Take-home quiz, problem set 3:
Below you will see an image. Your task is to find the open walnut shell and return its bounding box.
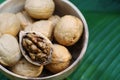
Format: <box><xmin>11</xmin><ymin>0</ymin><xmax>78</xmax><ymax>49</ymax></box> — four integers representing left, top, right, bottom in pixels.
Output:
<box><xmin>19</xmin><ymin>31</ymin><xmax>53</xmax><ymax>66</ymax></box>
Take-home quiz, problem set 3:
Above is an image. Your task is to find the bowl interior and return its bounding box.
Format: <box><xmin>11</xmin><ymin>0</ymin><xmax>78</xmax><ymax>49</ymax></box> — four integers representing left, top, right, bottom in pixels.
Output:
<box><xmin>0</xmin><ymin>0</ymin><xmax>88</xmax><ymax>79</ymax></box>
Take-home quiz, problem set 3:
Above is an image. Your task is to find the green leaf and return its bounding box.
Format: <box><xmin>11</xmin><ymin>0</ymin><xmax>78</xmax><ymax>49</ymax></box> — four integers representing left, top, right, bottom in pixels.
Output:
<box><xmin>68</xmin><ymin>0</ymin><xmax>120</xmax><ymax>80</ymax></box>
<box><xmin>0</xmin><ymin>0</ymin><xmax>4</xmax><ymax>4</ymax></box>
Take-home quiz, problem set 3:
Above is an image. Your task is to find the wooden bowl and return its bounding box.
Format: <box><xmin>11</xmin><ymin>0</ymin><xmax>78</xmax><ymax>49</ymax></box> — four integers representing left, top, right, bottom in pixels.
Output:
<box><xmin>0</xmin><ymin>0</ymin><xmax>89</xmax><ymax>80</ymax></box>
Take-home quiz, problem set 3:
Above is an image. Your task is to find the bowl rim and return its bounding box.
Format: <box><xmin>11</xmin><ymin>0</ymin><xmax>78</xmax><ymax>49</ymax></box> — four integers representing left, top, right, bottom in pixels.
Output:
<box><xmin>0</xmin><ymin>0</ymin><xmax>89</xmax><ymax>79</ymax></box>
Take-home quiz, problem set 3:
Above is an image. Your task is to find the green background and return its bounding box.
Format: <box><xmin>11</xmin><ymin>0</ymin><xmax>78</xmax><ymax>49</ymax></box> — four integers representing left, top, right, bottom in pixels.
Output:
<box><xmin>0</xmin><ymin>0</ymin><xmax>120</xmax><ymax>80</ymax></box>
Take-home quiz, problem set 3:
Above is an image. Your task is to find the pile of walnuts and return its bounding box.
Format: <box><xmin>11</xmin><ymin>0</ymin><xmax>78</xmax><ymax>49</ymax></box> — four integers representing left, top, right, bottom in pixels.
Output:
<box><xmin>0</xmin><ymin>0</ymin><xmax>83</xmax><ymax>77</ymax></box>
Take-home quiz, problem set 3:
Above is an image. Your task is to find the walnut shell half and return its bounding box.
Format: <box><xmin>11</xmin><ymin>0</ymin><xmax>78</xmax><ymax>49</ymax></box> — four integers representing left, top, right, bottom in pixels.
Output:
<box><xmin>19</xmin><ymin>31</ymin><xmax>53</xmax><ymax>66</ymax></box>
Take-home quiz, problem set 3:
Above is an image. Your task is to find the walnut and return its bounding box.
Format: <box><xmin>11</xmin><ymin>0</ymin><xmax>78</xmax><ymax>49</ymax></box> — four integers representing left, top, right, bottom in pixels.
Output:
<box><xmin>0</xmin><ymin>13</ymin><xmax>20</xmax><ymax>36</ymax></box>
<box><xmin>19</xmin><ymin>31</ymin><xmax>53</xmax><ymax>66</ymax></box>
<box><xmin>16</xmin><ymin>11</ymin><xmax>33</xmax><ymax>30</ymax></box>
<box><xmin>0</xmin><ymin>32</ymin><xmax>2</xmax><ymax>37</ymax></box>
<box><xmin>46</xmin><ymin>61</ymin><xmax>70</xmax><ymax>74</ymax></box>
<box><xmin>24</xmin><ymin>20</ymin><xmax>54</xmax><ymax>40</ymax></box>
<box><xmin>0</xmin><ymin>34</ymin><xmax>21</xmax><ymax>66</ymax></box>
<box><xmin>45</xmin><ymin>44</ymin><xmax>72</xmax><ymax>73</ymax></box>
<box><xmin>11</xmin><ymin>58</ymin><xmax>43</xmax><ymax>77</ymax></box>
<box><xmin>25</xmin><ymin>0</ymin><xmax>55</xmax><ymax>19</ymax></box>
<box><xmin>54</xmin><ymin>15</ymin><xmax>83</xmax><ymax>46</ymax></box>
<box><xmin>48</xmin><ymin>15</ymin><xmax>61</xmax><ymax>27</ymax></box>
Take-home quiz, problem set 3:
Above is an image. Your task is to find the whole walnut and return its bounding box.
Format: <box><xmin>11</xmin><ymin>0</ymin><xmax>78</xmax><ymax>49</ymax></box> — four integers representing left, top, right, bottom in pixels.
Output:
<box><xmin>25</xmin><ymin>0</ymin><xmax>55</xmax><ymax>19</ymax></box>
<box><xmin>46</xmin><ymin>61</ymin><xmax>70</xmax><ymax>74</ymax></box>
<box><xmin>11</xmin><ymin>58</ymin><xmax>43</xmax><ymax>77</ymax></box>
<box><xmin>48</xmin><ymin>15</ymin><xmax>61</xmax><ymax>27</ymax></box>
<box><xmin>16</xmin><ymin>11</ymin><xmax>33</xmax><ymax>30</ymax></box>
<box><xmin>25</xmin><ymin>20</ymin><xmax>54</xmax><ymax>40</ymax></box>
<box><xmin>54</xmin><ymin>15</ymin><xmax>83</xmax><ymax>46</ymax></box>
<box><xmin>0</xmin><ymin>13</ymin><xmax>20</xmax><ymax>36</ymax></box>
<box><xmin>45</xmin><ymin>44</ymin><xmax>72</xmax><ymax>73</ymax></box>
<box><xmin>0</xmin><ymin>34</ymin><xmax>21</xmax><ymax>66</ymax></box>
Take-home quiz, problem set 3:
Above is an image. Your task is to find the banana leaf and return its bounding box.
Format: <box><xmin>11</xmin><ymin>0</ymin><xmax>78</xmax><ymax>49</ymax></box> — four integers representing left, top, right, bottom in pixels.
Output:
<box><xmin>0</xmin><ymin>0</ymin><xmax>120</xmax><ymax>80</ymax></box>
